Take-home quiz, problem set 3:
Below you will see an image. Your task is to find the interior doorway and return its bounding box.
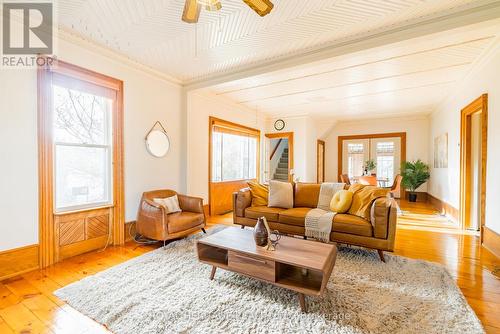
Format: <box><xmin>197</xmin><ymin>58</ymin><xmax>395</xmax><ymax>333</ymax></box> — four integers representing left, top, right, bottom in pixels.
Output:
<box><xmin>264</xmin><ymin>132</ymin><xmax>294</xmax><ymax>183</ymax></box>
<box><xmin>460</xmin><ymin>94</ymin><xmax>488</xmax><ymax>235</ymax></box>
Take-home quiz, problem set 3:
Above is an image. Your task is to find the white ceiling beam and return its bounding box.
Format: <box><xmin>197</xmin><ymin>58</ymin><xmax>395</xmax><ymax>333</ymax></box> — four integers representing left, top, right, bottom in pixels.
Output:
<box><xmin>184</xmin><ymin>1</ymin><xmax>500</xmax><ymax>90</ymax></box>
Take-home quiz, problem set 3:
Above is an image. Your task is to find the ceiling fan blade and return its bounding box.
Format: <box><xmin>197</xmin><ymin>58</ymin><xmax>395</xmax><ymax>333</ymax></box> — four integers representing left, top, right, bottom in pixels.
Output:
<box><xmin>243</xmin><ymin>0</ymin><xmax>274</xmax><ymax>17</ymax></box>
<box><xmin>182</xmin><ymin>0</ymin><xmax>201</xmax><ymax>23</ymax></box>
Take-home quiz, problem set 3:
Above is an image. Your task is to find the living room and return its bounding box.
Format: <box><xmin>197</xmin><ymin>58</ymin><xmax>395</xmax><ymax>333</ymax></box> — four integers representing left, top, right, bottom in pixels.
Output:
<box><xmin>1</xmin><ymin>1</ymin><xmax>500</xmax><ymax>333</ymax></box>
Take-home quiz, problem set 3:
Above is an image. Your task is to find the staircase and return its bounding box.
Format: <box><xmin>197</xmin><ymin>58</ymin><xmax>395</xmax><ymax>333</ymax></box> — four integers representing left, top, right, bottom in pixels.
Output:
<box><xmin>273</xmin><ymin>148</ymin><xmax>289</xmax><ymax>181</ymax></box>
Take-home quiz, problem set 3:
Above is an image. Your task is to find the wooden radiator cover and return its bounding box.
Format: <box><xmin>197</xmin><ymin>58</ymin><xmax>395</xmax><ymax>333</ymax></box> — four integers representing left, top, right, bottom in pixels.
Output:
<box><xmin>54</xmin><ymin>207</ymin><xmax>112</xmax><ymax>261</ymax></box>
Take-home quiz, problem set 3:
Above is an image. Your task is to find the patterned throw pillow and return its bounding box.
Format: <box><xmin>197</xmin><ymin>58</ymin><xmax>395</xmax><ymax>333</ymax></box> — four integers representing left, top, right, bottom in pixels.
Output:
<box><xmin>153</xmin><ymin>195</ymin><xmax>182</xmax><ymax>214</ymax></box>
<box><xmin>268</xmin><ymin>180</ymin><xmax>293</xmax><ymax>209</ymax></box>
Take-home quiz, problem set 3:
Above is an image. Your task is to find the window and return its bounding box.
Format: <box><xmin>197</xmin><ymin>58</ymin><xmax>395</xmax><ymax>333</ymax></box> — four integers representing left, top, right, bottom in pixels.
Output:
<box><xmin>376</xmin><ymin>142</ymin><xmax>395</xmax><ymax>184</ymax></box>
<box><xmin>211</xmin><ymin>126</ymin><xmax>258</xmax><ymax>182</ymax></box>
<box><xmin>52</xmin><ymin>77</ymin><xmax>114</xmax><ymax>211</ymax></box>
<box><xmin>347</xmin><ymin>143</ymin><xmax>365</xmax><ymax>178</ymax></box>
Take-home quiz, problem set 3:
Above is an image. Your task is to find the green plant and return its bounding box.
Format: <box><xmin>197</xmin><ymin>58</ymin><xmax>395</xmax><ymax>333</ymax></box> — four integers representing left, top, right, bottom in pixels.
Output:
<box><xmin>364</xmin><ymin>159</ymin><xmax>377</xmax><ymax>172</ymax></box>
<box><xmin>401</xmin><ymin>160</ymin><xmax>430</xmax><ymax>192</ymax></box>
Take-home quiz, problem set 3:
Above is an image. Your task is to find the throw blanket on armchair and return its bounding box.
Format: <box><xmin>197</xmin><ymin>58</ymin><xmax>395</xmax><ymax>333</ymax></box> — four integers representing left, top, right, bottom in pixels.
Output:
<box><xmin>305</xmin><ymin>183</ymin><xmax>345</xmax><ymax>242</ymax></box>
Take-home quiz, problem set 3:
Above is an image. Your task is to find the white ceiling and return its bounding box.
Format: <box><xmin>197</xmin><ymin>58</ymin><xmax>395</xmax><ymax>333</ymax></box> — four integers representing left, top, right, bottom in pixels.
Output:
<box><xmin>206</xmin><ymin>22</ymin><xmax>499</xmax><ymax>119</ymax></box>
<box><xmin>58</xmin><ymin>0</ymin><xmax>498</xmax><ymax>83</ymax></box>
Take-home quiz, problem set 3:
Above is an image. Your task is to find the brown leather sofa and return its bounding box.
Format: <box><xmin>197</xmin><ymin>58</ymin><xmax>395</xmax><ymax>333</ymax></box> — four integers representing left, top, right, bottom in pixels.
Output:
<box><xmin>233</xmin><ymin>183</ymin><xmax>397</xmax><ymax>261</ymax></box>
<box><xmin>136</xmin><ymin>189</ymin><xmax>206</xmax><ymax>243</ymax></box>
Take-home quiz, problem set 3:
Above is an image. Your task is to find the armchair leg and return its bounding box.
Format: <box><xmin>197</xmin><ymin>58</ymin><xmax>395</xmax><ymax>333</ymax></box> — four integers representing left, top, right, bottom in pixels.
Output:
<box><xmin>377</xmin><ymin>250</ymin><xmax>386</xmax><ymax>262</ymax></box>
<box><xmin>201</xmin><ymin>228</ymin><xmax>206</xmax><ymax>234</ymax></box>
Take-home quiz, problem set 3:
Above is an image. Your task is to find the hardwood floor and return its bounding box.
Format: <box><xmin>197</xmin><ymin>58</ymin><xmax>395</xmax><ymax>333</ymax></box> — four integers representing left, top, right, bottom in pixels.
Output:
<box><xmin>0</xmin><ymin>200</ymin><xmax>499</xmax><ymax>333</ymax></box>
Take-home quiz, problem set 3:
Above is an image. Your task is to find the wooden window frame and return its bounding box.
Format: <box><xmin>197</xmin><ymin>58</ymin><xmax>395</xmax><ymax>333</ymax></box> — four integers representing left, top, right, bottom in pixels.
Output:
<box><xmin>338</xmin><ymin>132</ymin><xmax>406</xmax><ymax>197</ymax></box>
<box><xmin>208</xmin><ymin>117</ymin><xmax>260</xmax><ymax>215</ymax></box>
<box><xmin>460</xmin><ymin>94</ymin><xmax>488</xmax><ymax>237</ymax></box>
<box><xmin>38</xmin><ymin>60</ymin><xmax>124</xmax><ymax>268</ymax></box>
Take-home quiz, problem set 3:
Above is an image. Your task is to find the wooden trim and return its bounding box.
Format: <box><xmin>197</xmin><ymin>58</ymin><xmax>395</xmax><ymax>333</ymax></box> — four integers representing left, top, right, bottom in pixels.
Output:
<box><xmin>209</xmin><ymin>117</ymin><xmax>261</xmax><ymax>216</ymax></box>
<box><xmin>265</xmin><ymin>132</ymin><xmax>294</xmax><ymax>182</ymax></box>
<box><xmin>427</xmin><ymin>193</ymin><xmax>459</xmax><ymax>221</ymax></box>
<box><xmin>460</xmin><ymin>94</ymin><xmax>488</xmax><ymax>237</ymax></box>
<box><xmin>337</xmin><ymin>132</ymin><xmax>406</xmax><ymax>198</ymax></box>
<box><xmin>0</xmin><ymin>245</ymin><xmax>39</xmax><ymax>281</ymax></box>
<box><xmin>483</xmin><ymin>226</ymin><xmax>500</xmax><ymax>259</ymax></box>
<box><xmin>317</xmin><ymin>140</ymin><xmax>325</xmax><ymax>183</ymax></box>
<box><xmin>38</xmin><ymin>61</ymin><xmax>125</xmax><ymax>268</ymax></box>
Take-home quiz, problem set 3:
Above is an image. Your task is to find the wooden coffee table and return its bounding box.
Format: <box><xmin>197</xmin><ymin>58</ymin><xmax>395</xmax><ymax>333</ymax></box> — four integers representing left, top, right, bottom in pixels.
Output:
<box><xmin>196</xmin><ymin>227</ymin><xmax>337</xmax><ymax>312</ymax></box>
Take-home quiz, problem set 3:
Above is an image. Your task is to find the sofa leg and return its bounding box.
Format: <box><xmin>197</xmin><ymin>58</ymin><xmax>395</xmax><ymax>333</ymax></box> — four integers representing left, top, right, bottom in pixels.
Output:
<box><xmin>240</xmin><ymin>225</ymin><xmax>245</xmax><ymax>229</ymax></box>
<box><xmin>303</xmin><ymin>236</ymin><xmax>307</xmax><ymax>240</ymax></box>
<box><xmin>201</xmin><ymin>228</ymin><xmax>206</xmax><ymax>234</ymax></box>
<box><xmin>377</xmin><ymin>250</ymin><xmax>386</xmax><ymax>262</ymax></box>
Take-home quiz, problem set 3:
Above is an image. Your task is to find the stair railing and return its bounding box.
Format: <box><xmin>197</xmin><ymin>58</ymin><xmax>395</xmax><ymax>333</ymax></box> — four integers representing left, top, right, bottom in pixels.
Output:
<box><xmin>270</xmin><ymin>138</ymin><xmax>283</xmax><ymax>160</ymax></box>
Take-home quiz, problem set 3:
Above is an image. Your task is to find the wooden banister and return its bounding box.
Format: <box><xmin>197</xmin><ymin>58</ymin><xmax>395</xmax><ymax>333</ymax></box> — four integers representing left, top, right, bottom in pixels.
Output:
<box><xmin>270</xmin><ymin>138</ymin><xmax>283</xmax><ymax>160</ymax></box>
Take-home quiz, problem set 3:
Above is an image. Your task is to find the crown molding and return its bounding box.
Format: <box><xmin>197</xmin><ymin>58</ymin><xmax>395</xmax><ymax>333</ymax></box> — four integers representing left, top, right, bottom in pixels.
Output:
<box><xmin>57</xmin><ymin>28</ymin><xmax>183</xmax><ymax>86</ymax></box>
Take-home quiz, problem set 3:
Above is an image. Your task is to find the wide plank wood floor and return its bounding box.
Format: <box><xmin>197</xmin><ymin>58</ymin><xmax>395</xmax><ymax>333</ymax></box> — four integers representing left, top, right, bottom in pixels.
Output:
<box><xmin>1</xmin><ymin>200</ymin><xmax>499</xmax><ymax>333</ymax></box>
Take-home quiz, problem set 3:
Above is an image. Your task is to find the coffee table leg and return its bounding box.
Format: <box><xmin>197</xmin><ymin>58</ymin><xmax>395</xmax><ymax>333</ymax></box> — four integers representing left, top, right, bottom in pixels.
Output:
<box><xmin>210</xmin><ymin>266</ymin><xmax>217</xmax><ymax>280</ymax></box>
<box><xmin>298</xmin><ymin>293</ymin><xmax>307</xmax><ymax>313</ymax></box>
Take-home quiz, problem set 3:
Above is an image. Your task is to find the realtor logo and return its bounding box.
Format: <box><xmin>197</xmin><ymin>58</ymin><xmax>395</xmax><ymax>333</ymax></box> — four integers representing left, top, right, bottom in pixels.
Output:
<box><xmin>2</xmin><ymin>2</ymin><xmax>53</xmax><ymax>54</ymax></box>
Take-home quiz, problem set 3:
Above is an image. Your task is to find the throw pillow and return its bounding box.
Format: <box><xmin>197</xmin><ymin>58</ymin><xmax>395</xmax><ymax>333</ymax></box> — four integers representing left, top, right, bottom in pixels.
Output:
<box><xmin>317</xmin><ymin>182</ymin><xmax>345</xmax><ymax>211</ymax></box>
<box><xmin>153</xmin><ymin>195</ymin><xmax>182</xmax><ymax>214</ymax></box>
<box><xmin>330</xmin><ymin>190</ymin><xmax>353</xmax><ymax>213</ymax></box>
<box><xmin>247</xmin><ymin>182</ymin><xmax>269</xmax><ymax>206</ymax></box>
<box><xmin>268</xmin><ymin>180</ymin><xmax>293</xmax><ymax>209</ymax></box>
<box><xmin>348</xmin><ymin>186</ymin><xmax>389</xmax><ymax>220</ymax></box>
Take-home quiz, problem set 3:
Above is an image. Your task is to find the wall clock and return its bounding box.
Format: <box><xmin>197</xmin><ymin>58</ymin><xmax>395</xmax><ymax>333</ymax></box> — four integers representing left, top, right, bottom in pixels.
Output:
<box><xmin>274</xmin><ymin>119</ymin><xmax>285</xmax><ymax>131</ymax></box>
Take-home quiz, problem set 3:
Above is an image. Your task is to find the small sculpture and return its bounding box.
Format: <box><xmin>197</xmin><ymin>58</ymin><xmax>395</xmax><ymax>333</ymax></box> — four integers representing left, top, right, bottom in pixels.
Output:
<box><xmin>260</xmin><ymin>217</ymin><xmax>281</xmax><ymax>251</ymax></box>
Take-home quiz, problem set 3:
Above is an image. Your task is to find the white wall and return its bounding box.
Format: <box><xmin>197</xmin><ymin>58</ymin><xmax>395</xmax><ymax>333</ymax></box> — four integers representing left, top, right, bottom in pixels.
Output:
<box><xmin>428</xmin><ymin>43</ymin><xmax>500</xmax><ymax>234</ymax></box>
<box><xmin>0</xmin><ymin>37</ymin><xmax>183</xmax><ymax>251</ymax></box>
<box><xmin>265</xmin><ymin>116</ymin><xmax>318</xmax><ymax>183</ymax></box>
<box><xmin>323</xmin><ymin>115</ymin><xmax>430</xmax><ymax>191</ymax></box>
<box><xmin>186</xmin><ymin>91</ymin><xmax>266</xmax><ymax>203</ymax></box>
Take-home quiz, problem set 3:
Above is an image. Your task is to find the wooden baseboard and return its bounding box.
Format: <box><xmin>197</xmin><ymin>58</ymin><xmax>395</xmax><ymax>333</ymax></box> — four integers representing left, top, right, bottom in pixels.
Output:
<box><xmin>483</xmin><ymin>226</ymin><xmax>500</xmax><ymax>259</ymax></box>
<box><xmin>427</xmin><ymin>193</ymin><xmax>459</xmax><ymax>221</ymax></box>
<box><xmin>0</xmin><ymin>244</ymin><xmax>39</xmax><ymax>281</ymax></box>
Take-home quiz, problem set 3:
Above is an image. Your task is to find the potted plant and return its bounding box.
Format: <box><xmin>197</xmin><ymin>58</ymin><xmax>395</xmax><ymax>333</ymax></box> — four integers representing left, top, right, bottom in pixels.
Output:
<box><xmin>364</xmin><ymin>159</ymin><xmax>377</xmax><ymax>175</ymax></box>
<box><xmin>401</xmin><ymin>160</ymin><xmax>430</xmax><ymax>202</ymax></box>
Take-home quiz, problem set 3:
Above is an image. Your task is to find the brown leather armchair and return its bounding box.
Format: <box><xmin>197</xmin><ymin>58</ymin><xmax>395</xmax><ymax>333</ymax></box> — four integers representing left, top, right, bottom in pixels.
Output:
<box><xmin>136</xmin><ymin>190</ymin><xmax>206</xmax><ymax>243</ymax></box>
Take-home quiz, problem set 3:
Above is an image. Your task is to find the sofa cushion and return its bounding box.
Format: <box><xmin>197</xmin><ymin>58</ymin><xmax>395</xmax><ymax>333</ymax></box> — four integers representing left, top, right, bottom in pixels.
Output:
<box><xmin>247</xmin><ymin>182</ymin><xmax>269</xmax><ymax>206</ymax></box>
<box><xmin>168</xmin><ymin>212</ymin><xmax>205</xmax><ymax>234</ymax></box>
<box><xmin>294</xmin><ymin>183</ymin><xmax>320</xmax><ymax>208</ymax></box>
<box><xmin>245</xmin><ymin>206</ymin><xmax>285</xmax><ymax>222</ymax></box>
<box><xmin>333</xmin><ymin>214</ymin><xmax>373</xmax><ymax>237</ymax></box>
<box><xmin>278</xmin><ymin>207</ymin><xmax>312</xmax><ymax>226</ymax></box>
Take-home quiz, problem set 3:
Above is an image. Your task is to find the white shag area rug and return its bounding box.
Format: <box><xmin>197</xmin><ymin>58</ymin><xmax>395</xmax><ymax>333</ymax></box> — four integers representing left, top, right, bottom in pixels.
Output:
<box><xmin>54</xmin><ymin>226</ymin><xmax>484</xmax><ymax>334</ymax></box>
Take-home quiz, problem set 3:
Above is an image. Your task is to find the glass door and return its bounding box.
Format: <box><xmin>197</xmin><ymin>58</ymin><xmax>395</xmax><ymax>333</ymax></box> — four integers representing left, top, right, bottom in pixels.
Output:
<box><xmin>342</xmin><ymin>139</ymin><xmax>370</xmax><ymax>183</ymax></box>
<box><xmin>370</xmin><ymin>137</ymin><xmax>401</xmax><ymax>188</ymax></box>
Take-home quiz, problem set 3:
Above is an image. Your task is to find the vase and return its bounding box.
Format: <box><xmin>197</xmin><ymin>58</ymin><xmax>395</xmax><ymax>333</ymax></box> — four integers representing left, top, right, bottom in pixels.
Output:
<box><xmin>254</xmin><ymin>217</ymin><xmax>268</xmax><ymax>246</ymax></box>
<box><xmin>408</xmin><ymin>192</ymin><xmax>417</xmax><ymax>202</ymax></box>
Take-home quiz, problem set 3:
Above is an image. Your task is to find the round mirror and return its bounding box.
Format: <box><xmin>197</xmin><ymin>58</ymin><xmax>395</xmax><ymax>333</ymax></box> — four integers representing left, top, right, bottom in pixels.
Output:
<box><xmin>146</xmin><ymin>130</ymin><xmax>170</xmax><ymax>158</ymax></box>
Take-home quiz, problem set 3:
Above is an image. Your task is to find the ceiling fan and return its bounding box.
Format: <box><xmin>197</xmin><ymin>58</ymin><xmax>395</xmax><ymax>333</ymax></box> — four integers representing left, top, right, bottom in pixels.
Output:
<box><xmin>182</xmin><ymin>0</ymin><xmax>274</xmax><ymax>23</ymax></box>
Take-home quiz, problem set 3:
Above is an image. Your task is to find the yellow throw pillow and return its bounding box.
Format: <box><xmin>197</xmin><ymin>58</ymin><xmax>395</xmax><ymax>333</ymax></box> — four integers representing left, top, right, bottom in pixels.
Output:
<box><xmin>348</xmin><ymin>186</ymin><xmax>389</xmax><ymax>220</ymax></box>
<box><xmin>247</xmin><ymin>182</ymin><xmax>269</xmax><ymax>206</ymax></box>
<box><xmin>330</xmin><ymin>190</ymin><xmax>353</xmax><ymax>213</ymax></box>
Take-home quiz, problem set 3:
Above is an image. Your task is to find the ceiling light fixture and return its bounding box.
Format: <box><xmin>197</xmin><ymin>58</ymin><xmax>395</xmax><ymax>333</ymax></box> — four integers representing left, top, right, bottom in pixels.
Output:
<box><xmin>182</xmin><ymin>0</ymin><xmax>274</xmax><ymax>23</ymax></box>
